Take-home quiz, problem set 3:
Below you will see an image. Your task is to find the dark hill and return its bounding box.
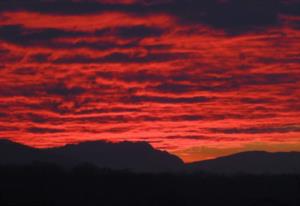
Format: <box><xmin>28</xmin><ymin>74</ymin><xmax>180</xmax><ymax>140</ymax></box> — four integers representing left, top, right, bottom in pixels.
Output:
<box><xmin>2</xmin><ymin>140</ymin><xmax>300</xmax><ymax>174</ymax></box>
<box><xmin>0</xmin><ymin>140</ymin><xmax>184</xmax><ymax>173</ymax></box>
<box><xmin>187</xmin><ymin>151</ymin><xmax>300</xmax><ymax>174</ymax></box>
<box><xmin>0</xmin><ymin>139</ymin><xmax>42</xmax><ymax>164</ymax></box>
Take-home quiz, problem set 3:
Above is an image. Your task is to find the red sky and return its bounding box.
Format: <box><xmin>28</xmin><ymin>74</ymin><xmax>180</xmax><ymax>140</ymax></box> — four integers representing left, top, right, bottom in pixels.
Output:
<box><xmin>0</xmin><ymin>0</ymin><xmax>300</xmax><ymax>162</ymax></box>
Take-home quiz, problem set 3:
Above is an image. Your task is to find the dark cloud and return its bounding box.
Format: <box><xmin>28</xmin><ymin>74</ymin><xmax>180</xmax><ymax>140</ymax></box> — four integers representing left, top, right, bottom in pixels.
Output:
<box><xmin>2</xmin><ymin>0</ymin><xmax>297</xmax><ymax>33</ymax></box>
<box><xmin>115</xmin><ymin>25</ymin><xmax>165</xmax><ymax>39</ymax></box>
<box><xmin>25</xmin><ymin>113</ymin><xmax>50</xmax><ymax>124</ymax></box>
<box><xmin>21</xmin><ymin>39</ymin><xmax>168</xmax><ymax>52</ymax></box>
<box><xmin>171</xmin><ymin>115</ymin><xmax>204</xmax><ymax>121</ymax></box>
<box><xmin>0</xmin><ymin>25</ymin><xmax>87</xmax><ymax>46</ymax></box>
<box><xmin>258</xmin><ymin>57</ymin><xmax>300</xmax><ymax>64</ymax></box>
<box><xmin>53</xmin><ymin>52</ymin><xmax>191</xmax><ymax>64</ymax></box>
<box><xmin>151</xmin><ymin>82</ymin><xmax>196</xmax><ymax>94</ymax></box>
<box><xmin>0</xmin><ymin>125</ymin><xmax>20</xmax><ymax>132</ymax></box>
<box><xmin>103</xmin><ymin>126</ymin><xmax>132</xmax><ymax>134</ymax></box>
<box><xmin>213</xmin><ymin>73</ymin><xmax>300</xmax><ymax>91</ymax></box>
<box><xmin>29</xmin><ymin>53</ymin><xmax>51</xmax><ymax>63</ymax></box>
<box><xmin>119</xmin><ymin>70</ymin><xmax>165</xmax><ymax>83</ymax></box>
<box><xmin>27</xmin><ymin>126</ymin><xmax>65</xmax><ymax>134</ymax></box>
<box><xmin>148</xmin><ymin>73</ymin><xmax>300</xmax><ymax>94</ymax></box>
<box><xmin>164</xmin><ymin>135</ymin><xmax>211</xmax><ymax>140</ymax></box>
<box><xmin>0</xmin><ymin>112</ymin><xmax>9</xmax><ymax>118</ymax></box>
<box><xmin>75</xmin><ymin>107</ymin><xmax>141</xmax><ymax>115</ymax></box>
<box><xmin>121</xmin><ymin>95</ymin><xmax>213</xmax><ymax>104</ymax></box>
<box><xmin>45</xmin><ymin>83</ymin><xmax>86</xmax><ymax>97</ymax></box>
<box><xmin>238</xmin><ymin>73</ymin><xmax>300</xmax><ymax>85</ymax></box>
<box><xmin>13</xmin><ymin>67</ymin><xmax>37</xmax><ymax>75</ymax></box>
<box><xmin>281</xmin><ymin>1</ymin><xmax>300</xmax><ymax>16</ymax></box>
<box><xmin>0</xmin><ymin>48</ymin><xmax>10</xmax><ymax>55</ymax></box>
<box><xmin>172</xmin><ymin>0</ymin><xmax>280</xmax><ymax>33</ymax></box>
<box><xmin>239</xmin><ymin>97</ymin><xmax>274</xmax><ymax>104</ymax></box>
<box><xmin>0</xmin><ymin>49</ymin><xmax>23</xmax><ymax>63</ymax></box>
<box><xmin>0</xmin><ymin>24</ymin><xmax>166</xmax><ymax>50</ymax></box>
<box><xmin>0</xmin><ymin>0</ymin><xmax>130</xmax><ymax>14</ymax></box>
<box><xmin>0</xmin><ymin>83</ymin><xmax>86</xmax><ymax>98</ymax></box>
<box><xmin>210</xmin><ymin>125</ymin><xmax>300</xmax><ymax>134</ymax></box>
<box><xmin>71</xmin><ymin>113</ymin><xmax>205</xmax><ymax>124</ymax></box>
<box><xmin>0</xmin><ymin>85</ymin><xmax>38</xmax><ymax>97</ymax></box>
<box><xmin>49</xmin><ymin>40</ymin><xmax>139</xmax><ymax>51</ymax></box>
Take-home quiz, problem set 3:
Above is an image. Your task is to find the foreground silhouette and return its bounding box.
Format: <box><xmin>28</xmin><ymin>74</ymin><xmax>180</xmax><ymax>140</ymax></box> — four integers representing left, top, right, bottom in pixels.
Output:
<box><xmin>0</xmin><ymin>139</ymin><xmax>183</xmax><ymax>173</ymax></box>
<box><xmin>0</xmin><ymin>163</ymin><xmax>300</xmax><ymax>206</ymax></box>
<box><xmin>2</xmin><ymin>139</ymin><xmax>300</xmax><ymax>174</ymax></box>
<box><xmin>1</xmin><ymin>140</ymin><xmax>300</xmax><ymax>206</ymax></box>
<box><xmin>188</xmin><ymin>151</ymin><xmax>300</xmax><ymax>174</ymax></box>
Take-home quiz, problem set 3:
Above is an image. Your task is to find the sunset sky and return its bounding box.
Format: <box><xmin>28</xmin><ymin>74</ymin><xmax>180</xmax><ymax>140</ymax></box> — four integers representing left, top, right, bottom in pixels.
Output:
<box><xmin>0</xmin><ymin>0</ymin><xmax>300</xmax><ymax>162</ymax></box>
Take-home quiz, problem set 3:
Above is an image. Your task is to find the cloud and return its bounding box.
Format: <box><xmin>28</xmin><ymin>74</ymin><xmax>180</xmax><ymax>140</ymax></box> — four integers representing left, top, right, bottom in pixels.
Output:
<box><xmin>151</xmin><ymin>82</ymin><xmax>196</xmax><ymax>94</ymax></box>
<box><xmin>210</xmin><ymin>125</ymin><xmax>300</xmax><ymax>134</ymax></box>
<box><xmin>0</xmin><ymin>48</ymin><xmax>10</xmax><ymax>55</ymax></box>
<box><xmin>114</xmin><ymin>25</ymin><xmax>165</xmax><ymax>39</ymax></box>
<box><xmin>2</xmin><ymin>0</ymin><xmax>298</xmax><ymax>33</ymax></box>
<box><xmin>0</xmin><ymin>82</ymin><xmax>86</xmax><ymax>98</ymax></box>
<box><xmin>0</xmin><ymin>125</ymin><xmax>20</xmax><ymax>132</ymax></box>
<box><xmin>281</xmin><ymin>1</ymin><xmax>300</xmax><ymax>16</ymax></box>
<box><xmin>0</xmin><ymin>24</ymin><xmax>87</xmax><ymax>46</ymax></box>
<box><xmin>29</xmin><ymin>53</ymin><xmax>52</xmax><ymax>63</ymax></box>
<box><xmin>164</xmin><ymin>0</ymin><xmax>280</xmax><ymax>33</ymax></box>
<box><xmin>0</xmin><ymin>0</ymin><xmax>122</xmax><ymax>14</ymax></box>
<box><xmin>13</xmin><ymin>67</ymin><xmax>37</xmax><ymax>75</ymax></box>
<box><xmin>53</xmin><ymin>52</ymin><xmax>191</xmax><ymax>64</ymax></box>
<box><xmin>0</xmin><ymin>24</ymin><xmax>167</xmax><ymax>51</ymax></box>
<box><xmin>75</xmin><ymin>107</ymin><xmax>141</xmax><ymax>115</ymax></box>
<box><xmin>1</xmin><ymin>0</ymin><xmax>300</xmax><ymax>161</ymax></box>
<box><xmin>239</xmin><ymin>97</ymin><xmax>274</xmax><ymax>104</ymax></box>
<box><xmin>45</xmin><ymin>83</ymin><xmax>86</xmax><ymax>97</ymax></box>
<box><xmin>27</xmin><ymin>126</ymin><xmax>65</xmax><ymax>134</ymax></box>
<box><xmin>121</xmin><ymin>95</ymin><xmax>213</xmax><ymax>104</ymax></box>
<box><xmin>164</xmin><ymin>135</ymin><xmax>211</xmax><ymax>140</ymax></box>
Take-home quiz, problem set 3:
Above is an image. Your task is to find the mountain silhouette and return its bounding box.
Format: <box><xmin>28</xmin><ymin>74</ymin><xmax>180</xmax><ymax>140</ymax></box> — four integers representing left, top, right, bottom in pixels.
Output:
<box><xmin>2</xmin><ymin>139</ymin><xmax>300</xmax><ymax>174</ymax></box>
<box><xmin>187</xmin><ymin>151</ymin><xmax>300</xmax><ymax>174</ymax></box>
<box><xmin>0</xmin><ymin>139</ymin><xmax>41</xmax><ymax>164</ymax></box>
<box><xmin>0</xmin><ymin>139</ymin><xmax>74</xmax><ymax>166</ymax></box>
<box><xmin>0</xmin><ymin>139</ymin><xmax>184</xmax><ymax>173</ymax></box>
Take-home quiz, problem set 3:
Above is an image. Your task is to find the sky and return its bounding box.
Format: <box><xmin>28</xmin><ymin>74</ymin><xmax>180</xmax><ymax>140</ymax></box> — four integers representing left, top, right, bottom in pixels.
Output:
<box><xmin>0</xmin><ymin>0</ymin><xmax>300</xmax><ymax>162</ymax></box>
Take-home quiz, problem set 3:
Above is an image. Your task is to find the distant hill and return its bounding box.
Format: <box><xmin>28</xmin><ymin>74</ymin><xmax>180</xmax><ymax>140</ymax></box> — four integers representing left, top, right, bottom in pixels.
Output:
<box><xmin>0</xmin><ymin>139</ymin><xmax>184</xmax><ymax>173</ymax></box>
<box><xmin>187</xmin><ymin>151</ymin><xmax>300</xmax><ymax>174</ymax></box>
<box><xmin>0</xmin><ymin>139</ymin><xmax>41</xmax><ymax>164</ymax></box>
<box><xmin>2</xmin><ymin>140</ymin><xmax>300</xmax><ymax>174</ymax></box>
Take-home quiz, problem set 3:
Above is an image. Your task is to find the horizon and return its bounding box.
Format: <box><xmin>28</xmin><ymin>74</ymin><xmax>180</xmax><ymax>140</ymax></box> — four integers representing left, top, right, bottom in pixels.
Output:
<box><xmin>2</xmin><ymin>138</ymin><xmax>300</xmax><ymax>163</ymax></box>
<box><xmin>0</xmin><ymin>0</ymin><xmax>300</xmax><ymax>162</ymax></box>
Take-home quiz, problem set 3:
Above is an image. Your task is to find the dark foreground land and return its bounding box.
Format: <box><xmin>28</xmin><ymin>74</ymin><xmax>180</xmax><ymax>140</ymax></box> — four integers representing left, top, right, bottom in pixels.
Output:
<box><xmin>1</xmin><ymin>164</ymin><xmax>300</xmax><ymax>206</ymax></box>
